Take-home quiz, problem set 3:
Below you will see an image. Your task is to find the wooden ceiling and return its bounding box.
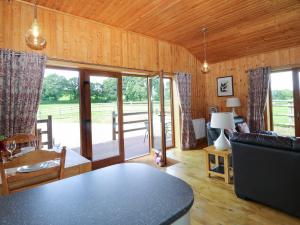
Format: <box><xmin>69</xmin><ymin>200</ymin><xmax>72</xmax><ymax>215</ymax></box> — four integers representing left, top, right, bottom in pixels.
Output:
<box><xmin>22</xmin><ymin>0</ymin><xmax>300</xmax><ymax>63</ymax></box>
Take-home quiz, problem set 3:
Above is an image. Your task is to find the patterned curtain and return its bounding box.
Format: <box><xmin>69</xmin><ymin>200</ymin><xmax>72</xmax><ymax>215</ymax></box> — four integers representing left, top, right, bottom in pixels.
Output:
<box><xmin>0</xmin><ymin>49</ymin><xmax>47</xmax><ymax>137</ymax></box>
<box><xmin>175</xmin><ymin>72</ymin><xmax>197</xmax><ymax>150</ymax></box>
<box><xmin>247</xmin><ymin>67</ymin><xmax>271</xmax><ymax>131</ymax></box>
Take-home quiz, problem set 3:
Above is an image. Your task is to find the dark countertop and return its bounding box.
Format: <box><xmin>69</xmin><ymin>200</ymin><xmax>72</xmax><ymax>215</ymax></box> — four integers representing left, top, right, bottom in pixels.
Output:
<box><xmin>0</xmin><ymin>163</ymin><xmax>194</xmax><ymax>225</ymax></box>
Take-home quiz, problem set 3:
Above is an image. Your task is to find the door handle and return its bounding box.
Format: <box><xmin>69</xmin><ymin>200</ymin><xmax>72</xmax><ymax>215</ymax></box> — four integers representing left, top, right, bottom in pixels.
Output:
<box><xmin>297</xmin><ymin>112</ymin><xmax>300</xmax><ymax>120</ymax></box>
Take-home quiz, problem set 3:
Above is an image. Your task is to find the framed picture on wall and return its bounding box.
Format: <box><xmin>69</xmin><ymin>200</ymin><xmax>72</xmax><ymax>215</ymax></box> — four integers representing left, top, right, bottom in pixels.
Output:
<box><xmin>217</xmin><ymin>76</ymin><xmax>233</xmax><ymax>97</ymax></box>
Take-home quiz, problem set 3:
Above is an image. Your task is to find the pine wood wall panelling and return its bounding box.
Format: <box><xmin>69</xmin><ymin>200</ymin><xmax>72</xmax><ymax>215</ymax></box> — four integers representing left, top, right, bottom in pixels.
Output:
<box><xmin>204</xmin><ymin>45</ymin><xmax>300</xmax><ymax>120</ymax></box>
<box><xmin>158</xmin><ymin>41</ymin><xmax>173</xmax><ymax>73</ymax></box>
<box><xmin>191</xmin><ymin>60</ymin><xmax>206</xmax><ymax>119</ymax></box>
<box><xmin>0</xmin><ymin>1</ymin><xmax>3</xmax><ymax>48</ymax></box>
<box><xmin>3</xmin><ymin>1</ymin><xmax>178</xmax><ymax>73</ymax></box>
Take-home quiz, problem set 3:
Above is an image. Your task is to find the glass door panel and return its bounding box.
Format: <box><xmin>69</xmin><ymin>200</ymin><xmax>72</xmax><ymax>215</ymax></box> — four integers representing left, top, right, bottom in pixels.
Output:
<box><xmin>122</xmin><ymin>76</ymin><xmax>150</xmax><ymax>159</ymax></box>
<box><xmin>149</xmin><ymin>74</ymin><xmax>166</xmax><ymax>166</ymax></box>
<box><xmin>88</xmin><ymin>75</ymin><xmax>123</xmax><ymax>165</ymax></box>
<box><xmin>163</xmin><ymin>78</ymin><xmax>174</xmax><ymax>148</ymax></box>
<box><xmin>270</xmin><ymin>71</ymin><xmax>295</xmax><ymax>136</ymax></box>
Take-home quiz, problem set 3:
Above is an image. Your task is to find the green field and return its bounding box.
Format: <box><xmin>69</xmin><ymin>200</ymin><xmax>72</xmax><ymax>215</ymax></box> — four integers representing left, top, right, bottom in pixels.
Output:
<box><xmin>37</xmin><ymin>101</ymin><xmax>170</xmax><ymax>123</ymax></box>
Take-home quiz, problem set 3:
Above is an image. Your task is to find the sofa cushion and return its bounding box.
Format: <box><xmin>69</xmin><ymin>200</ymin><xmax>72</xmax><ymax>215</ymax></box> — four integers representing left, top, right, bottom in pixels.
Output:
<box><xmin>237</xmin><ymin>122</ymin><xmax>250</xmax><ymax>133</ymax></box>
<box><xmin>225</xmin><ymin>128</ymin><xmax>237</xmax><ymax>138</ymax></box>
<box><xmin>230</xmin><ymin>133</ymin><xmax>294</xmax><ymax>151</ymax></box>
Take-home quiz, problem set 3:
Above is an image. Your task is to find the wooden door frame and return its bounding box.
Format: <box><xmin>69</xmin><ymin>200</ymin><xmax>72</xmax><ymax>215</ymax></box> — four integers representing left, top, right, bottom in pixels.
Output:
<box><xmin>148</xmin><ymin>71</ymin><xmax>167</xmax><ymax>166</ymax></box>
<box><xmin>293</xmin><ymin>68</ymin><xmax>300</xmax><ymax>136</ymax></box>
<box><xmin>164</xmin><ymin>76</ymin><xmax>175</xmax><ymax>149</ymax></box>
<box><xmin>81</xmin><ymin>69</ymin><xmax>124</xmax><ymax>170</ymax></box>
<box><xmin>159</xmin><ymin>71</ymin><xmax>167</xmax><ymax>166</ymax></box>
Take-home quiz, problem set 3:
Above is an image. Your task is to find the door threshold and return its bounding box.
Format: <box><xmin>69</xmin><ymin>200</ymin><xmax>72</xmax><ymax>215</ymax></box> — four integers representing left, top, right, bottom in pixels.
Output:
<box><xmin>125</xmin><ymin>153</ymin><xmax>150</xmax><ymax>161</ymax></box>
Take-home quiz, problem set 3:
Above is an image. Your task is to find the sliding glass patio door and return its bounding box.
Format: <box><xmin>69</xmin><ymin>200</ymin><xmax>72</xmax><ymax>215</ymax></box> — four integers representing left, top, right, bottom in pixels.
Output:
<box><xmin>81</xmin><ymin>71</ymin><xmax>124</xmax><ymax>169</ymax></box>
<box><xmin>149</xmin><ymin>74</ymin><xmax>167</xmax><ymax>166</ymax></box>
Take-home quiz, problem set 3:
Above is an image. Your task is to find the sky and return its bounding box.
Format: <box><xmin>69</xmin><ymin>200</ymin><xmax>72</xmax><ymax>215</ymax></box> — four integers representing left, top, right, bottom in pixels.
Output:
<box><xmin>45</xmin><ymin>68</ymin><xmax>79</xmax><ymax>78</ymax></box>
<box><xmin>45</xmin><ymin>68</ymin><xmax>111</xmax><ymax>84</ymax></box>
<box><xmin>270</xmin><ymin>71</ymin><xmax>295</xmax><ymax>91</ymax></box>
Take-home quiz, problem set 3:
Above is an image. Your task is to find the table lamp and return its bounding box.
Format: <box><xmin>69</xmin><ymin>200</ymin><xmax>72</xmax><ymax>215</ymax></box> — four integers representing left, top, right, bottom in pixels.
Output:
<box><xmin>210</xmin><ymin>112</ymin><xmax>235</xmax><ymax>150</ymax></box>
<box><xmin>226</xmin><ymin>97</ymin><xmax>241</xmax><ymax>117</ymax></box>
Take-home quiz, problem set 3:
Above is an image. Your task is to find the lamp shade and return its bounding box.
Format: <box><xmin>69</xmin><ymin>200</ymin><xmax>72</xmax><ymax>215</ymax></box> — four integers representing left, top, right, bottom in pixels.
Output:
<box><xmin>226</xmin><ymin>97</ymin><xmax>241</xmax><ymax>108</ymax></box>
<box><xmin>210</xmin><ymin>112</ymin><xmax>235</xmax><ymax>129</ymax></box>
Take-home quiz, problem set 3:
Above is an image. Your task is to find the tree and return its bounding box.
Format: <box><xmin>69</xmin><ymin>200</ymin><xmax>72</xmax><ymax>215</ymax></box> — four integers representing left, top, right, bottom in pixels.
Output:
<box><xmin>272</xmin><ymin>90</ymin><xmax>293</xmax><ymax>100</ymax></box>
<box><xmin>123</xmin><ymin>77</ymin><xmax>148</xmax><ymax>101</ymax></box>
<box><xmin>90</xmin><ymin>82</ymin><xmax>104</xmax><ymax>102</ymax></box>
<box><xmin>42</xmin><ymin>74</ymin><xmax>68</xmax><ymax>102</ymax></box>
<box><xmin>66</xmin><ymin>77</ymin><xmax>79</xmax><ymax>101</ymax></box>
<box><xmin>102</xmin><ymin>78</ymin><xmax>118</xmax><ymax>102</ymax></box>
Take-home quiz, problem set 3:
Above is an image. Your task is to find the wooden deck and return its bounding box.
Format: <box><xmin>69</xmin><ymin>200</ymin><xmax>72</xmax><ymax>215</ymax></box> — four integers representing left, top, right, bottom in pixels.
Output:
<box><xmin>72</xmin><ymin>135</ymin><xmax>150</xmax><ymax>160</ymax></box>
<box><xmin>130</xmin><ymin>148</ymin><xmax>300</xmax><ymax>225</ymax></box>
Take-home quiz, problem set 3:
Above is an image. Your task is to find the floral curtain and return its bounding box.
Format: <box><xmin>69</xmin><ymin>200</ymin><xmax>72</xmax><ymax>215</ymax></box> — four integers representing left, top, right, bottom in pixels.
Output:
<box><xmin>0</xmin><ymin>49</ymin><xmax>47</xmax><ymax>137</ymax></box>
<box><xmin>175</xmin><ymin>72</ymin><xmax>197</xmax><ymax>150</ymax></box>
<box><xmin>247</xmin><ymin>67</ymin><xmax>271</xmax><ymax>131</ymax></box>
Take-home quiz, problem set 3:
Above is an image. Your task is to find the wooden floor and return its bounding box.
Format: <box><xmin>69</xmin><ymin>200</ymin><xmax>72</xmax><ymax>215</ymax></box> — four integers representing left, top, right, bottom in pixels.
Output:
<box><xmin>130</xmin><ymin>148</ymin><xmax>300</xmax><ymax>225</ymax></box>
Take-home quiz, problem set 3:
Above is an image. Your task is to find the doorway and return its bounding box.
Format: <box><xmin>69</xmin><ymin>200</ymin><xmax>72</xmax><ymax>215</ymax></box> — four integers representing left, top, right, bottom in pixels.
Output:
<box><xmin>78</xmin><ymin>69</ymin><xmax>174</xmax><ymax>169</ymax></box>
<box><xmin>269</xmin><ymin>68</ymin><xmax>300</xmax><ymax>136</ymax></box>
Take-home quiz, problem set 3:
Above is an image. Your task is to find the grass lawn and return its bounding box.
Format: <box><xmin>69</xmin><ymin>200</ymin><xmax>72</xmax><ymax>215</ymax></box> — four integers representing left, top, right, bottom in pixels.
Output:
<box><xmin>37</xmin><ymin>102</ymin><xmax>169</xmax><ymax>123</ymax></box>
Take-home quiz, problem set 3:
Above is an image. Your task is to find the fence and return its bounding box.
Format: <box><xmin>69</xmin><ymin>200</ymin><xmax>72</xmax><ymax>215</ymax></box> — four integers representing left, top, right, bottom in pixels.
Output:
<box><xmin>272</xmin><ymin>99</ymin><xmax>294</xmax><ymax>129</ymax></box>
<box><xmin>35</xmin><ymin>115</ymin><xmax>53</xmax><ymax>149</ymax></box>
<box><xmin>37</xmin><ymin>102</ymin><xmax>150</xmax><ymax>121</ymax></box>
<box><xmin>112</xmin><ymin>111</ymin><xmax>148</xmax><ymax>140</ymax></box>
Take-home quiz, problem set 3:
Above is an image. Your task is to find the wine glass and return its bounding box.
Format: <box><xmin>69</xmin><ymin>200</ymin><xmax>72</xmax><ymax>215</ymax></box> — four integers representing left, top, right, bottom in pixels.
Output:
<box><xmin>6</xmin><ymin>141</ymin><xmax>16</xmax><ymax>160</ymax></box>
<box><xmin>29</xmin><ymin>140</ymin><xmax>36</xmax><ymax>150</ymax></box>
<box><xmin>52</xmin><ymin>138</ymin><xmax>61</xmax><ymax>151</ymax></box>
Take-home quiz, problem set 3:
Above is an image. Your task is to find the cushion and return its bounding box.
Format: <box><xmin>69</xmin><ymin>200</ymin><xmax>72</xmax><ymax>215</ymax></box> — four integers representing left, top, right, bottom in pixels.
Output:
<box><xmin>237</xmin><ymin>122</ymin><xmax>250</xmax><ymax>133</ymax></box>
<box><xmin>230</xmin><ymin>133</ymin><xmax>294</xmax><ymax>151</ymax></box>
<box><xmin>225</xmin><ymin>128</ymin><xmax>237</xmax><ymax>138</ymax></box>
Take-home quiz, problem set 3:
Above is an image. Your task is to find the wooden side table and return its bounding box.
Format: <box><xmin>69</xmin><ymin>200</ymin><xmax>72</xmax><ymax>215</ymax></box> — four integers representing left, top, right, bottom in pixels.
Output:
<box><xmin>204</xmin><ymin>145</ymin><xmax>232</xmax><ymax>184</ymax></box>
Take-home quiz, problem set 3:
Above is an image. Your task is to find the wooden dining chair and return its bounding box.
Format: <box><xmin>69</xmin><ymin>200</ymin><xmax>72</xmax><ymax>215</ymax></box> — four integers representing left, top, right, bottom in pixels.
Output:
<box><xmin>3</xmin><ymin>133</ymin><xmax>42</xmax><ymax>152</ymax></box>
<box><xmin>0</xmin><ymin>147</ymin><xmax>66</xmax><ymax>196</ymax></box>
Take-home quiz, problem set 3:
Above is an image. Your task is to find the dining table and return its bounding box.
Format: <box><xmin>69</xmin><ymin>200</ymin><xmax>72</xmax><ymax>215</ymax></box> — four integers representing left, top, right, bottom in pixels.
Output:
<box><xmin>0</xmin><ymin>163</ymin><xmax>194</xmax><ymax>225</ymax></box>
<box><xmin>0</xmin><ymin>148</ymin><xmax>92</xmax><ymax>195</ymax></box>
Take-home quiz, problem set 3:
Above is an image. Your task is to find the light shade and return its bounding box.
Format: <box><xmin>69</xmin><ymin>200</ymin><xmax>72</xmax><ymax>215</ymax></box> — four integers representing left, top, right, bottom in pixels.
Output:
<box><xmin>25</xmin><ymin>3</ymin><xmax>47</xmax><ymax>50</ymax></box>
<box><xmin>201</xmin><ymin>60</ymin><xmax>209</xmax><ymax>73</ymax></box>
<box><xmin>211</xmin><ymin>112</ymin><xmax>235</xmax><ymax>129</ymax></box>
<box><xmin>226</xmin><ymin>97</ymin><xmax>241</xmax><ymax>108</ymax></box>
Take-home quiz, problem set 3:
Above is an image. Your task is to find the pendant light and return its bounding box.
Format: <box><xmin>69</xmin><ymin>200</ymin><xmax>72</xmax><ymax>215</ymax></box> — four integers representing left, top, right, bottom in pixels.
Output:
<box><xmin>201</xmin><ymin>28</ymin><xmax>209</xmax><ymax>73</ymax></box>
<box><xmin>25</xmin><ymin>1</ymin><xmax>47</xmax><ymax>50</ymax></box>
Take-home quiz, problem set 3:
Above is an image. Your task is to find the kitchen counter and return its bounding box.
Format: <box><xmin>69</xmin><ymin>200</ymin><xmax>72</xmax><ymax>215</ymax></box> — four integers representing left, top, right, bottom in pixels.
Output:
<box><xmin>0</xmin><ymin>163</ymin><xmax>193</xmax><ymax>225</ymax></box>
